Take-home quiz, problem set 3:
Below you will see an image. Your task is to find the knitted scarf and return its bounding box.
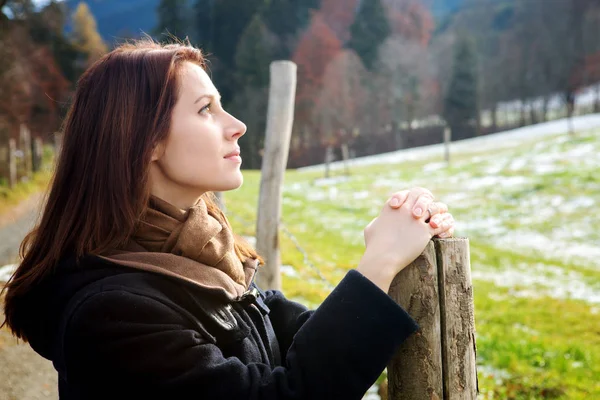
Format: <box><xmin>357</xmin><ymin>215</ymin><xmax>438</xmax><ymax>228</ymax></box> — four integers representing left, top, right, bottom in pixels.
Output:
<box><xmin>99</xmin><ymin>195</ymin><xmax>259</xmax><ymax>301</ymax></box>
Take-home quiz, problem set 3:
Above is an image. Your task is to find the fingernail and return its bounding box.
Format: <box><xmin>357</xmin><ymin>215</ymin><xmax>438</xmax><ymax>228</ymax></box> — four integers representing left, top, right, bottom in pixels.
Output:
<box><xmin>390</xmin><ymin>198</ymin><xmax>400</xmax><ymax>207</ymax></box>
<box><xmin>430</xmin><ymin>219</ymin><xmax>439</xmax><ymax>228</ymax></box>
<box><xmin>414</xmin><ymin>207</ymin><xmax>423</xmax><ymax>217</ymax></box>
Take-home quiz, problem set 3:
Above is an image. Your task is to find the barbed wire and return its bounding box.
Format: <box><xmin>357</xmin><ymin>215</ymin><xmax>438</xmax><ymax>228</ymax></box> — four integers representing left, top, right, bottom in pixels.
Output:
<box><xmin>226</xmin><ymin>208</ymin><xmax>335</xmax><ymax>290</ymax></box>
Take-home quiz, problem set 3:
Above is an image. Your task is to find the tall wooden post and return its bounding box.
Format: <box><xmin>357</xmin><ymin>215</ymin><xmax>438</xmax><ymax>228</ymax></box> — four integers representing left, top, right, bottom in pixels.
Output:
<box><xmin>341</xmin><ymin>143</ymin><xmax>350</xmax><ymax>176</ymax></box>
<box><xmin>388</xmin><ymin>241</ymin><xmax>443</xmax><ymax>398</ymax></box>
<box><xmin>444</xmin><ymin>126</ymin><xmax>451</xmax><ymax>165</ymax></box>
<box><xmin>19</xmin><ymin>124</ymin><xmax>32</xmax><ymax>178</ymax></box>
<box><xmin>7</xmin><ymin>139</ymin><xmax>17</xmax><ymax>188</ymax></box>
<box><xmin>255</xmin><ymin>61</ymin><xmax>297</xmax><ymax>291</ymax></box>
<box><xmin>388</xmin><ymin>238</ymin><xmax>477</xmax><ymax>400</ymax></box>
<box><xmin>32</xmin><ymin>137</ymin><xmax>44</xmax><ymax>172</ymax></box>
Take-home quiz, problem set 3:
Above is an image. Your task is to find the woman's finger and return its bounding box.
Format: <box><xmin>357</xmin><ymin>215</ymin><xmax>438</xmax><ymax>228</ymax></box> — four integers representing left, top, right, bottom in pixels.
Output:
<box><xmin>411</xmin><ymin>193</ymin><xmax>435</xmax><ymax>219</ymax></box>
<box><xmin>430</xmin><ymin>213</ymin><xmax>455</xmax><ymax>237</ymax></box>
<box><xmin>388</xmin><ymin>190</ymin><xmax>410</xmax><ymax>209</ymax></box>
<box><xmin>427</xmin><ymin>202</ymin><xmax>449</xmax><ymax>227</ymax></box>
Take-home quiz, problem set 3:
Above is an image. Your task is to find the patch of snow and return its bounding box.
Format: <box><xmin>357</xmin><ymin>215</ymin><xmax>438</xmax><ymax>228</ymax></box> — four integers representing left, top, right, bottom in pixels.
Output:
<box><xmin>299</xmin><ymin>114</ymin><xmax>600</xmax><ymax>172</ymax></box>
<box><xmin>353</xmin><ymin>191</ymin><xmax>370</xmax><ymax>200</ymax></box>
<box><xmin>280</xmin><ymin>265</ymin><xmax>298</xmax><ymax>278</ymax></box>
<box><xmin>494</xmin><ymin>230</ymin><xmax>600</xmax><ymax>266</ymax></box>
<box><xmin>471</xmin><ymin>263</ymin><xmax>600</xmax><ymax>304</ymax></box>
<box><xmin>423</xmin><ymin>162</ymin><xmax>446</xmax><ymax>172</ymax></box>
<box><xmin>313</xmin><ymin>176</ymin><xmax>351</xmax><ymax>186</ymax></box>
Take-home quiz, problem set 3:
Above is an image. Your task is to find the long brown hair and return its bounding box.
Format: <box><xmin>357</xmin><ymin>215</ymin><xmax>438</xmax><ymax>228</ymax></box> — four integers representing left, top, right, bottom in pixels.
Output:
<box><xmin>2</xmin><ymin>39</ymin><xmax>261</xmax><ymax>339</ymax></box>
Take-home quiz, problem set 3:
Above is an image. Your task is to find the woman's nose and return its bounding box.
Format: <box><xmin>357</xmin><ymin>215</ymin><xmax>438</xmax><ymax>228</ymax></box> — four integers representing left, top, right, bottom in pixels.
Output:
<box><xmin>225</xmin><ymin>114</ymin><xmax>247</xmax><ymax>140</ymax></box>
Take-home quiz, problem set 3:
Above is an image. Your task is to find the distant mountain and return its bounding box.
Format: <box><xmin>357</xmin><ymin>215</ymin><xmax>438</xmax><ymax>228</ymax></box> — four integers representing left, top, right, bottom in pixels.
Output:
<box><xmin>63</xmin><ymin>0</ymin><xmax>466</xmax><ymax>47</ymax></box>
<box><xmin>64</xmin><ymin>0</ymin><xmax>160</xmax><ymax>45</ymax></box>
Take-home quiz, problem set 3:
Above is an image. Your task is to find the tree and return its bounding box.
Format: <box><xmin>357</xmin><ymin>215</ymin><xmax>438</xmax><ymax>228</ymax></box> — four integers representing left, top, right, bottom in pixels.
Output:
<box><xmin>292</xmin><ymin>12</ymin><xmax>342</xmax><ymax>134</ymax></box>
<box><xmin>234</xmin><ymin>14</ymin><xmax>272</xmax><ymax>88</ymax></box>
<box><xmin>375</xmin><ymin>35</ymin><xmax>432</xmax><ymax>140</ymax></box>
<box><xmin>348</xmin><ymin>0</ymin><xmax>390</xmax><ymax>70</ymax></box>
<box><xmin>261</xmin><ymin>0</ymin><xmax>321</xmax><ymax>58</ymax></box>
<box><xmin>192</xmin><ymin>0</ymin><xmax>214</xmax><ymax>51</ymax></box>
<box><xmin>444</xmin><ymin>36</ymin><xmax>478</xmax><ymax>139</ymax></box>
<box><xmin>314</xmin><ymin>49</ymin><xmax>367</xmax><ymax>137</ymax></box>
<box><xmin>155</xmin><ymin>0</ymin><xmax>190</xmax><ymax>39</ymax></box>
<box><xmin>71</xmin><ymin>2</ymin><xmax>108</xmax><ymax>66</ymax></box>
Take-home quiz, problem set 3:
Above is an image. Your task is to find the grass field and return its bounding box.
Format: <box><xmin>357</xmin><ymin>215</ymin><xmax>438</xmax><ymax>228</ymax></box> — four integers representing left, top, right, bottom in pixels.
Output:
<box><xmin>225</xmin><ymin>123</ymin><xmax>600</xmax><ymax>399</ymax></box>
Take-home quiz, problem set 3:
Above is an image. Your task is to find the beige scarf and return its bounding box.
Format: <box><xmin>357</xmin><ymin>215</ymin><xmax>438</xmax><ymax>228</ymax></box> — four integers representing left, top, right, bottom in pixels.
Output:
<box><xmin>99</xmin><ymin>195</ymin><xmax>259</xmax><ymax>300</ymax></box>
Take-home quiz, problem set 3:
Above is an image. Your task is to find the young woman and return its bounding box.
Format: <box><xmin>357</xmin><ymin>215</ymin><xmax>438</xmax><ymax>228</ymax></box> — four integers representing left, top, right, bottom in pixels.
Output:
<box><xmin>1</xmin><ymin>40</ymin><xmax>455</xmax><ymax>399</ymax></box>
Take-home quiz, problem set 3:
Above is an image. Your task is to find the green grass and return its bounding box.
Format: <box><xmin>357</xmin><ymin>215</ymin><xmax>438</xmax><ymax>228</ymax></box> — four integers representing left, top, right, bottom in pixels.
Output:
<box><xmin>225</xmin><ymin>126</ymin><xmax>600</xmax><ymax>399</ymax></box>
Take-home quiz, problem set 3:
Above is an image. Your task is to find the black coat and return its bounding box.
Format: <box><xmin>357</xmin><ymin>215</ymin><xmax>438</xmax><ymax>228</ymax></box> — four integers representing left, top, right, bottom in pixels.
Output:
<box><xmin>18</xmin><ymin>255</ymin><xmax>418</xmax><ymax>399</ymax></box>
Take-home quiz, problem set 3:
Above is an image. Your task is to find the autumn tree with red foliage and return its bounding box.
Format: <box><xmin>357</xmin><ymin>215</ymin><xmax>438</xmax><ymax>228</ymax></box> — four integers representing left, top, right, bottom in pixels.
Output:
<box><xmin>292</xmin><ymin>11</ymin><xmax>342</xmax><ymax>139</ymax></box>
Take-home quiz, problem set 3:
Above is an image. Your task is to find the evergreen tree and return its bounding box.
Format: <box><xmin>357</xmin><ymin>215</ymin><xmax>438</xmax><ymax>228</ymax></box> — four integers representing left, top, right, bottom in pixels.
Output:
<box><xmin>71</xmin><ymin>2</ymin><xmax>108</xmax><ymax>66</ymax></box>
<box><xmin>444</xmin><ymin>37</ymin><xmax>479</xmax><ymax>139</ymax></box>
<box><xmin>230</xmin><ymin>14</ymin><xmax>272</xmax><ymax>169</ymax></box>
<box><xmin>192</xmin><ymin>0</ymin><xmax>214</xmax><ymax>51</ymax></box>
<box><xmin>155</xmin><ymin>0</ymin><xmax>190</xmax><ymax>39</ymax></box>
<box><xmin>234</xmin><ymin>14</ymin><xmax>271</xmax><ymax>88</ymax></box>
<box><xmin>262</xmin><ymin>0</ymin><xmax>321</xmax><ymax>58</ymax></box>
<box><xmin>347</xmin><ymin>0</ymin><xmax>390</xmax><ymax>70</ymax></box>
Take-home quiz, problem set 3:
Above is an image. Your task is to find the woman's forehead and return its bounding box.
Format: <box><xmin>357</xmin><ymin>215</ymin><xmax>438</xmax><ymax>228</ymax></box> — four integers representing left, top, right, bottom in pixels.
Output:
<box><xmin>180</xmin><ymin>62</ymin><xmax>215</xmax><ymax>92</ymax></box>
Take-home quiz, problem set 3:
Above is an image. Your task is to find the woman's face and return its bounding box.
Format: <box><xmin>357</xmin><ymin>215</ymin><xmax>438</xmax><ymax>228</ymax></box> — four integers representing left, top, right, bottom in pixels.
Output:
<box><xmin>149</xmin><ymin>61</ymin><xmax>247</xmax><ymax>209</ymax></box>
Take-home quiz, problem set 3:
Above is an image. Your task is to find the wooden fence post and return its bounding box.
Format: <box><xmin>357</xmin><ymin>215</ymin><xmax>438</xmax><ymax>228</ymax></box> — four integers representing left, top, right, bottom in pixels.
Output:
<box><xmin>32</xmin><ymin>137</ymin><xmax>43</xmax><ymax>172</ymax></box>
<box><xmin>19</xmin><ymin>124</ymin><xmax>32</xmax><ymax>179</ymax></box>
<box><xmin>341</xmin><ymin>143</ymin><xmax>350</xmax><ymax>176</ymax></box>
<box><xmin>7</xmin><ymin>139</ymin><xmax>17</xmax><ymax>188</ymax></box>
<box><xmin>255</xmin><ymin>61</ymin><xmax>297</xmax><ymax>291</ymax></box>
<box><xmin>388</xmin><ymin>237</ymin><xmax>477</xmax><ymax>400</ymax></box>
<box><xmin>444</xmin><ymin>126</ymin><xmax>451</xmax><ymax>165</ymax></box>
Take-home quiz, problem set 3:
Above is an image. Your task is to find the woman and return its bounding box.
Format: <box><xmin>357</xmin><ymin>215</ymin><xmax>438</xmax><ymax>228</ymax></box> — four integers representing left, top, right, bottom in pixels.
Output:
<box><xmin>1</xmin><ymin>40</ymin><xmax>455</xmax><ymax>399</ymax></box>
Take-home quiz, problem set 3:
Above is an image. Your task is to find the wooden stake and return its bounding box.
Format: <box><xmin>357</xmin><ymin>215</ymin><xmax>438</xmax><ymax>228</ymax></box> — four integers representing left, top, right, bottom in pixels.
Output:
<box><xmin>255</xmin><ymin>61</ymin><xmax>297</xmax><ymax>291</ymax></box>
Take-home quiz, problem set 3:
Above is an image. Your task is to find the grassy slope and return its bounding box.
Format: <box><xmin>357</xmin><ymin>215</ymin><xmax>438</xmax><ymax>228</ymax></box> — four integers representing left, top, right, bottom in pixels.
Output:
<box><xmin>225</xmin><ymin>127</ymin><xmax>600</xmax><ymax>399</ymax></box>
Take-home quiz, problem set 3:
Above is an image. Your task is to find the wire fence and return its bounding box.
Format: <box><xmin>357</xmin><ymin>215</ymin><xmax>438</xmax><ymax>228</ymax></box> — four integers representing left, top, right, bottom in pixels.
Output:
<box><xmin>227</xmin><ymin>208</ymin><xmax>335</xmax><ymax>290</ymax></box>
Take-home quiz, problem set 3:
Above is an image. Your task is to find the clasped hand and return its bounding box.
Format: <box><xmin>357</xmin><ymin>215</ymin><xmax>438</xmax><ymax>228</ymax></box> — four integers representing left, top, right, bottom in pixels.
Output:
<box><xmin>357</xmin><ymin>187</ymin><xmax>455</xmax><ymax>292</ymax></box>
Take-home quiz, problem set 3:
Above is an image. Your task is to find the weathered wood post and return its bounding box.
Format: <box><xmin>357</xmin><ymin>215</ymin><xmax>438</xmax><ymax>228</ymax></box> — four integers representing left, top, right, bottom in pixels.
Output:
<box><xmin>32</xmin><ymin>137</ymin><xmax>44</xmax><ymax>172</ymax></box>
<box><xmin>1</xmin><ymin>139</ymin><xmax>18</xmax><ymax>188</ymax></box>
<box><xmin>341</xmin><ymin>143</ymin><xmax>350</xmax><ymax>176</ymax></box>
<box><xmin>255</xmin><ymin>61</ymin><xmax>297</xmax><ymax>291</ymax></box>
<box><xmin>324</xmin><ymin>145</ymin><xmax>334</xmax><ymax>178</ymax></box>
<box><xmin>19</xmin><ymin>124</ymin><xmax>32</xmax><ymax>179</ymax></box>
<box><xmin>388</xmin><ymin>237</ymin><xmax>477</xmax><ymax>400</ymax></box>
<box><xmin>444</xmin><ymin>126</ymin><xmax>451</xmax><ymax>165</ymax></box>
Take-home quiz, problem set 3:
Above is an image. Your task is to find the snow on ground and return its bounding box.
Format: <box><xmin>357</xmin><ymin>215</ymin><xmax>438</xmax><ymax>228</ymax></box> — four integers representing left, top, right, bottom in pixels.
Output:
<box><xmin>298</xmin><ymin>114</ymin><xmax>600</xmax><ymax>172</ymax></box>
<box><xmin>290</xmin><ymin>114</ymin><xmax>600</xmax><ymax>304</ymax></box>
<box><xmin>472</xmin><ymin>263</ymin><xmax>600</xmax><ymax>304</ymax></box>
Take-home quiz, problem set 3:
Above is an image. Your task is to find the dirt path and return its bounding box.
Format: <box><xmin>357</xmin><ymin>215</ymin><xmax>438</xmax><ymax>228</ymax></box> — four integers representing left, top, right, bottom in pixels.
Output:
<box><xmin>1</xmin><ymin>192</ymin><xmax>58</xmax><ymax>400</ymax></box>
<box><xmin>0</xmin><ymin>192</ymin><xmax>43</xmax><ymax>266</ymax></box>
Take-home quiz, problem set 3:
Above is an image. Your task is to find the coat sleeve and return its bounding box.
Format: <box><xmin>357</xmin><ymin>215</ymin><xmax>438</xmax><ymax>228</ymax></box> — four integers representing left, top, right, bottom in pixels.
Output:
<box><xmin>260</xmin><ymin>288</ymin><xmax>313</xmax><ymax>360</ymax></box>
<box><xmin>63</xmin><ymin>269</ymin><xmax>419</xmax><ymax>400</ymax></box>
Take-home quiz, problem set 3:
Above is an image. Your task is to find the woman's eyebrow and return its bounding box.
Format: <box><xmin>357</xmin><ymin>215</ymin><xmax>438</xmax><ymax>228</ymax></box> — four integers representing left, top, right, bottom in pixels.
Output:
<box><xmin>194</xmin><ymin>93</ymin><xmax>221</xmax><ymax>104</ymax></box>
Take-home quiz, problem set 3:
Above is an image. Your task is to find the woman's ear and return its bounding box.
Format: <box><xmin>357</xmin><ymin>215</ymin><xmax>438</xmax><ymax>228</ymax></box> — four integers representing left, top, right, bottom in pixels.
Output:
<box><xmin>151</xmin><ymin>143</ymin><xmax>165</xmax><ymax>162</ymax></box>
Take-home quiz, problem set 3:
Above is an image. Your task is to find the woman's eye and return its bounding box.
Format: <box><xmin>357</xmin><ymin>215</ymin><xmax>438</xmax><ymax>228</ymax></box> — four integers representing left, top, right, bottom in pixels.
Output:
<box><xmin>199</xmin><ymin>103</ymin><xmax>212</xmax><ymax>115</ymax></box>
